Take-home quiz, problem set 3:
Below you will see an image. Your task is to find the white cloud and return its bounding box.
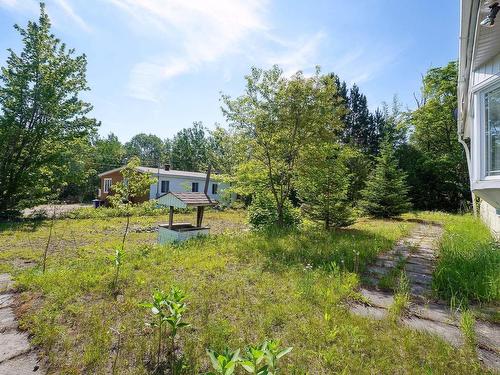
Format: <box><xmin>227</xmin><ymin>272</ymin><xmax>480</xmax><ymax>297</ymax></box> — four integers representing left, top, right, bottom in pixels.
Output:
<box><xmin>109</xmin><ymin>0</ymin><xmax>271</xmax><ymax>101</ymax></box>
<box><xmin>0</xmin><ymin>0</ymin><xmax>91</xmax><ymax>32</ymax></box>
<box><xmin>264</xmin><ymin>32</ymin><xmax>326</xmax><ymax>76</ymax></box>
<box><xmin>53</xmin><ymin>0</ymin><xmax>91</xmax><ymax>32</ymax></box>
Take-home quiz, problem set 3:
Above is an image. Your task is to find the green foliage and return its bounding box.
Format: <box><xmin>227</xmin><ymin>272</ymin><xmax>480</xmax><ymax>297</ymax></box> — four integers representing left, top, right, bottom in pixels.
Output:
<box><xmin>360</xmin><ymin>140</ymin><xmax>411</xmax><ymax>218</ymax></box>
<box><xmin>296</xmin><ymin>144</ymin><xmax>354</xmax><ymax>228</ymax></box>
<box><xmin>107</xmin><ymin>156</ymin><xmax>155</xmax><ymax>207</ymax></box>
<box><xmin>423</xmin><ymin>213</ymin><xmax>500</xmax><ymax>303</ymax></box>
<box><xmin>172</xmin><ymin>122</ymin><xmax>210</xmax><ymax>172</ymax></box>
<box><xmin>206</xmin><ymin>348</ymin><xmax>241</xmax><ymax>375</ymax></box>
<box><xmin>112</xmin><ymin>246</ymin><xmax>124</xmax><ymax>290</ymax></box>
<box><xmin>0</xmin><ymin>4</ymin><xmax>97</xmax><ymax>211</ymax></box>
<box><xmin>247</xmin><ymin>193</ymin><xmax>300</xmax><ymax>230</ymax></box>
<box><xmin>141</xmin><ymin>287</ymin><xmax>190</xmax><ymax>371</ymax></box>
<box><xmin>223</xmin><ymin>66</ymin><xmax>345</xmax><ymax>227</ymax></box>
<box><xmin>124</xmin><ymin>133</ymin><xmax>169</xmax><ymax>166</ymax></box>
<box><xmin>460</xmin><ymin>309</ymin><xmax>476</xmax><ymax>348</ymax></box>
<box><xmin>206</xmin><ymin>340</ymin><xmax>292</xmax><ymax>375</ymax></box>
<box><xmin>406</xmin><ymin>61</ymin><xmax>470</xmax><ymax>211</ymax></box>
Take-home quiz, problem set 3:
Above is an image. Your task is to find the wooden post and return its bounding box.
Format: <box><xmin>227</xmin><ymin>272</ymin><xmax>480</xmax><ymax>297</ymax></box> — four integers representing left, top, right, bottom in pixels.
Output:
<box><xmin>169</xmin><ymin>206</ymin><xmax>174</xmax><ymax>229</ymax></box>
<box><xmin>196</xmin><ymin>206</ymin><xmax>205</xmax><ymax>228</ymax></box>
<box><xmin>204</xmin><ymin>165</ymin><xmax>212</xmax><ymax>195</ymax></box>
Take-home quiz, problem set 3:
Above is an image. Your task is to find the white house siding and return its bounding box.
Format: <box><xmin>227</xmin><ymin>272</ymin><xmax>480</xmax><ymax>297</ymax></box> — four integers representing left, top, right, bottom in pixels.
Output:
<box><xmin>472</xmin><ymin>52</ymin><xmax>500</xmax><ymax>89</ymax></box>
<box><xmin>479</xmin><ymin>200</ymin><xmax>500</xmax><ymax>238</ymax></box>
<box><xmin>471</xmin><ymin>53</ymin><xmax>500</xmax><ymax>237</ymax></box>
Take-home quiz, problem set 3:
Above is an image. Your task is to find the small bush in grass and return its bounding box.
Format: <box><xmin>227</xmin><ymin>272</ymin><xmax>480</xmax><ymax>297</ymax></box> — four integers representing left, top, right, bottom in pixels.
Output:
<box><xmin>247</xmin><ymin>193</ymin><xmax>300</xmax><ymax>230</ymax></box>
<box><xmin>206</xmin><ymin>340</ymin><xmax>292</xmax><ymax>375</ymax></box>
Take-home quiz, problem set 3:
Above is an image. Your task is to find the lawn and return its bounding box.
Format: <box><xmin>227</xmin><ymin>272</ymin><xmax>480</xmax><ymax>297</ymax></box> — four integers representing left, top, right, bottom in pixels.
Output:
<box><xmin>0</xmin><ymin>210</ymin><xmax>490</xmax><ymax>374</ymax></box>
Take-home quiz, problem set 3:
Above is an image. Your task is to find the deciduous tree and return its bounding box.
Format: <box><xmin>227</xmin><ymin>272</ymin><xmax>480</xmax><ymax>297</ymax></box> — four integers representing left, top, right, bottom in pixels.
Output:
<box><xmin>0</xmin><ymin>4</ymin><xmax>97</xmax><ymax>211</ymax></box>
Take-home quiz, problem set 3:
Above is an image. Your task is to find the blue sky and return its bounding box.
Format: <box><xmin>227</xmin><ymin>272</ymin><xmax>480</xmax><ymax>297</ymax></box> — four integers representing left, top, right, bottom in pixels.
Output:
<box><xmin>0</xmin><ymin>0</ymin><xmax>458</xmax><ymax>142</ymax></box>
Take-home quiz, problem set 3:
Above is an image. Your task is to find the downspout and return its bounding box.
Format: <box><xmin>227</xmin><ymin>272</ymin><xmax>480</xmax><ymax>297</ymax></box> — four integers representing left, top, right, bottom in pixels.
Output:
<box><xmin>458</xmin><ymin>131</ymin><xmax>477</xmax><ymax>215</ymax></box>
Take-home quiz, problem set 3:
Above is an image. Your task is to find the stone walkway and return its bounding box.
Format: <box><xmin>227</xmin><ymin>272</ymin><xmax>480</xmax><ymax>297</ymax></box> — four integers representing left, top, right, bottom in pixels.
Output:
<box><xmin>351</xmin><ymin>222</ymin><xmax>500</xmax><ymax>372</ymax></box>
<box><xmin>0</xmin><ymin>274</ymin><xmax>43</xmax><ymax>374</ymax></box>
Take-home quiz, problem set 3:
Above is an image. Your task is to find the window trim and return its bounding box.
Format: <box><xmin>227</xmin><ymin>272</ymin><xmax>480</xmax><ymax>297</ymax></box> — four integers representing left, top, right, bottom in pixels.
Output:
<box><xmin>479</xmin><ymin>80</ymin><xmax>500</xmax><ymax>180</ymax></box>
<box><xmin>103</xmin><ymin>178</ymin><xmax>112</xmax><ymax>193</ymax></box>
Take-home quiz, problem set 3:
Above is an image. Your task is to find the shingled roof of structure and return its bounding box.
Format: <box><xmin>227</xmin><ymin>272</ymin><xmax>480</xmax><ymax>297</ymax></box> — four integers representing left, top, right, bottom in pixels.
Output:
<box><xmin>168</xmin><ymin>192</ymin><xmax>216</xmax><ymax>206</ymax></box>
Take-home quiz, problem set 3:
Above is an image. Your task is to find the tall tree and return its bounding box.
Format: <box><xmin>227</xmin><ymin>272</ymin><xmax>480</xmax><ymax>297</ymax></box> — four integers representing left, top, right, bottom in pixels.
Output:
<box><xmin>124</xmin><ymin>133</ymin><xmax>167</xmax><ymax>166</ymax></box>
<box><xmin>171</xmin><ymin>122</ymin><xmax>210</xmax><ymax>171</ymax></box>
<box><xmin>0</xmin><ymin>4</ymin><xmax>97</xmax><ymax>211</ymax></box>
<box><xmin>407</xmin><ymin>61</ymin><xmax>470</xmax><ymax>210</ymax></box>
<box><xmin>359</xmin><ymin>140</ymin><xmax>411</xmax><ymax>218</ymax></box>
<box><xmin>222</xmin><ymin>66</ymin><xmax>345</xmax><ymax>227</ymax></box>
<box><xmin>344</xmin><ymin>84</ymin><xmax>371</xmax><ymax>151</ymax></box>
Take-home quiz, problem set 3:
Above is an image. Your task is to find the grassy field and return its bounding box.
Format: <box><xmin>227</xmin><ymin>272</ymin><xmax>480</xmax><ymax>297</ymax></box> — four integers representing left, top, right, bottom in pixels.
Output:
<box><xmin>0</xmin><ymin>210</ymin><xmax>492</xmax><ymax>374</ymax></box>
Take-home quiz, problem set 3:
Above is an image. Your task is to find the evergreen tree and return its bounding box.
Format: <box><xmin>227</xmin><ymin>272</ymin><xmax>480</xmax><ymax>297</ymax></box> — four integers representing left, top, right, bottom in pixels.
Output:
<box><xmin>296</xmin><ymin>143</ymin><xmax>354</xmax><ymax>229</ymax></box>
<box><xmin>359</xmin><ymin>140</ymin><xmax>411</xmax><ymax>218</ymax></box>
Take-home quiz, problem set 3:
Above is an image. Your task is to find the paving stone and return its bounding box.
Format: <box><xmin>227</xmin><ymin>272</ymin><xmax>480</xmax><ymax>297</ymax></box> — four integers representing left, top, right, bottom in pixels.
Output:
<box><xmin>350</xmin><ymin>304</ymin><xmax>387</xmax><ymax>320</ymax></box>
<box><xmin>475</xmin><ymin>321</ymin><xmax>500</xmax><ymax>352</ymax></box>
<box><xmin>0</xmin><ymin>332</ymin><xmax>31</xmax><ymax>362</ymax></box>
<box><xmin>406</xmin><ymin>271</ymin><xmax>432</xmax><ymax>286</ymax></box>
<box><xmin>0</xmin><ymin>294</ymin><xmax>13</xmax><ymax>309</ymax></box>
<box><xmin>404</xmin><ymin>262</ymin><xmax>433</xmax><ymax>275</ymax></box>
<box><xmin>477</xmin><ymin>348</ymin><xmax>500</xmax><ymax>372</ymax></box>
<box><xmin>0</xmin><ymin>307</ymin><xmax>17</xmax><ymax>332</ymax></box>
<box><xmin>367</xmin><ymin>265</ymin><xmax>391</xmax><ymax>276</ymax></box>
<box><xmin>402</xmin><ymin>316</ymin><xmax>464</xmax><ymax>347</ymax></box>
<box><xmin>360</xmin><ymin>288</ymin><xmax>394</xmax><ymax>309</ymax></box>
<box><xmin>0</xmin><ymin>351</ymin><xmax>41</xmax><ymax>375</ymax></box>
<box><xmin>0</xmin><ymin>275</ymin><xmax>12</xmax><ymax>292</ymax></box>
<box><xmin>410</xmin><ymin>303</ymin><xmax>457</xmax><ymax>325</ymax></box>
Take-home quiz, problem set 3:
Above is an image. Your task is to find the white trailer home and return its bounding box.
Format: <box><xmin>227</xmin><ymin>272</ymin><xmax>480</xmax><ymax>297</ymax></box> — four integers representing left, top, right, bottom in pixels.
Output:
<box><xmin>459</xmin><ymin>0</ymin><xmax>500</xmax><ymax>235</ymax></box>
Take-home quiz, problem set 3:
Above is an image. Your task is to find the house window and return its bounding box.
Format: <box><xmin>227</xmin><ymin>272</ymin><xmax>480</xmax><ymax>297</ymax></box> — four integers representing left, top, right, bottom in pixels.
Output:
<box><xmin>485</xmin><ymin>85</ymin><xmax>500</xmax><ymax>176</ymax></box>
<box><xmin>212</xmin><ymin>183</ymin><xmax>218</xmax><ymax>194</ymax></box>
<box><xmin>192</xmin><ymin>182</ymin><xmax>199</xmax><ymax>192</ymax></box>
<box><xmin>103</xmin><ymin>178</ymin><xmax>112</xmax><ymax>193</ymax></box>
<box><xmin>160</xmin><ymin>180</ymin><xmax>169</xmax><ymax>194</ymax></box>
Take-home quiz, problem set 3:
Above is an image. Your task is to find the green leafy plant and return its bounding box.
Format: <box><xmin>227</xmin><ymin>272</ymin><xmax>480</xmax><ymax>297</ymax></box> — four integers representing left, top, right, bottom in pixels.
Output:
<box><xmin>141</xmin><ymin>290</ymin><xmax>170</xmax><ymax>367</ymax></box>
<box><xmin>206</xmin><ymin>347</ymin><xmax>241</xmax><ymax>375</ymax></box>
<box><xmin>264</xmin><ymin>340</ymin><xmax>292</xmax><ymax>374</ymax></box>
<box><xmin>206</xmin><ymin>340</ymin><xmax>292</xmax><ymax>375</ymax></box>
<box><xmin>112</xmin><ymin>247</ymin><xmax>124</xmax><ymax>290</ymax></box>
<box><xmin>141</xmin><ymin>287</ymin><xmax>190</xmax><ymax>373</ymax></box>
<box><xmin>241</xmin><ymin>343</ymin><xmax>267</xmax><ymax>374</ymax></box>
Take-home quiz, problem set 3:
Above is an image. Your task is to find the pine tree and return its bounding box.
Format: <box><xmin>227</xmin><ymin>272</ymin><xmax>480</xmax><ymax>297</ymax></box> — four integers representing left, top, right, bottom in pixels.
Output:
<box><xmin>359</xmin><ymin>139</ymin><xmax>411</xmax><ymax>218</ymax></box>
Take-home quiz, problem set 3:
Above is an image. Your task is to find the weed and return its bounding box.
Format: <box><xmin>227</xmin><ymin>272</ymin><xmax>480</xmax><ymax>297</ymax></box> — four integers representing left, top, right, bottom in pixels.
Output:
<box><xmin>389</xmin><ymin>272</ymin><xmax>410</xmax><ymax>320</ymax></box>
<box><xmin>460</xmin><ymin>309</ymin><xmax>476</xmax><ymax>348</ymax></box>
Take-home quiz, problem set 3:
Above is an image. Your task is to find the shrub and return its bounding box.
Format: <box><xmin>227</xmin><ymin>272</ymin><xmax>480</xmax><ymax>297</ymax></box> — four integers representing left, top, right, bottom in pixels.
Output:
<box><xmin>247</xmin><ymin>194</ymin><xmax>300</xmax><ymax>230</ymax></box>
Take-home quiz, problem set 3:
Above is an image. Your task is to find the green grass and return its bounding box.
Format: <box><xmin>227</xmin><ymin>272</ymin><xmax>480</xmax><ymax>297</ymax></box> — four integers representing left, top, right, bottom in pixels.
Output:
<box><xmin>0</xmin><ymin>211</ymin><xmax>489</xmax><ymax>374</ymax></box>
<box><xmin>410</xmin><ymin>212</ymin><xmax>500</xmax><ymax>305</ymax></box>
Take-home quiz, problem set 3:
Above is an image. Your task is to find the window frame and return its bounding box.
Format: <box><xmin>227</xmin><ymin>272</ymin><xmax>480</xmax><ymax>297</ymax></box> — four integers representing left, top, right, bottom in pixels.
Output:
<box><xmin>479</xmin><ymin>80</ymin><xmax>500</xmax><ymax>180</ymax></box>
<box><xmin>103</xmin><ymin>178</ymin><xmax>112</xmax><ymax>193</ymax></box>
<box><xmin>192</xmin><ymin>182</ymin><xmax>199</xmax><ymax>192</ymax></box>
<box><xmin>160</xmin><ymin>180</ymin><xmax>170</xmax><ymax>194</ymax></box>
<box><xmin>212</xmin><ymin>183</ymin><xmax>218</xmax><ymax>195</ymax></box>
